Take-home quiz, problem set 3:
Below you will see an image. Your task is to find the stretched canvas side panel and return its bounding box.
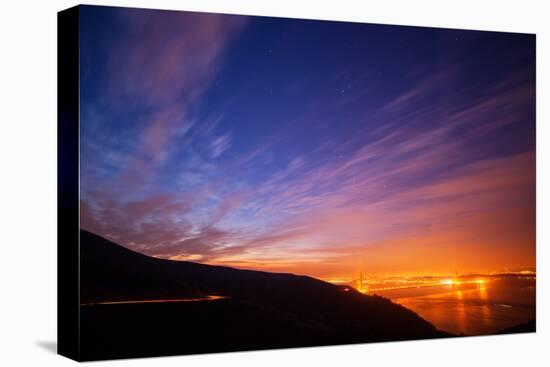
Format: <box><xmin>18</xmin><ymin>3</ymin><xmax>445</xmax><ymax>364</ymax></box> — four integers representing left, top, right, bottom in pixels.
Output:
<box><xmin>57</xmin><ymin>5</ymin><xmax>81</xmax><ymax>361</ymax></box>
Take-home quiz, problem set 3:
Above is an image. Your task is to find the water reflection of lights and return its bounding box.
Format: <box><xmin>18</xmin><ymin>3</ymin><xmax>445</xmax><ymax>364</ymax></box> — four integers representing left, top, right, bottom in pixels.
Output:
<box><xmin>361</xmin><ymin>275</ymin><xmax>534</xmax><ymax>336</ymax></box>
<box><xmin>478</xmin><ymin>283</ymin><xmax>488</xmax><ymax>300</ymax></box>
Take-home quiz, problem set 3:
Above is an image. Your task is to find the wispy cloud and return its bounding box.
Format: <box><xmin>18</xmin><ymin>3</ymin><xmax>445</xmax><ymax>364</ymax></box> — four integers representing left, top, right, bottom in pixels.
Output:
<box><xmin>81</xmin><ymin>9</ymin><xmax>247</xmax><ymax>196</ymax></box>
<box><xmin>80</xmin><ymin>12</ymin><xmax>535</xmax><ymax>277</ymax></box>
<box><xmin>210</xmin><ymin>133</ymin><xmax>232</xmax><ymax>158</ymax></box>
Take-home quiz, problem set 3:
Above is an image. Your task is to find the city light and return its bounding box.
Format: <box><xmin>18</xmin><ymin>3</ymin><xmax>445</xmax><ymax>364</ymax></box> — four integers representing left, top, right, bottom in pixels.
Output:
<box><xmin>325</xmin><ymin>271</ymin><xmax>533</xmax><ymax>294</ymax></box>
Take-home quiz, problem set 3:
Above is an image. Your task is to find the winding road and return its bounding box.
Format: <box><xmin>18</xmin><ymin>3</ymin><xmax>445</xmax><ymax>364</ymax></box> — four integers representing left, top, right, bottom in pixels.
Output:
<box><xmin>81</xmin><ymin>295</ymin><xmax>228</xmax><ymax>306</ymax></box>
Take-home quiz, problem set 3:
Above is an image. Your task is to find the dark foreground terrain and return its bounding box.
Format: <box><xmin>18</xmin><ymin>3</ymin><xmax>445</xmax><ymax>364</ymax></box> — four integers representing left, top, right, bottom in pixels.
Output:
<box><xmin>497</xmin><ymin>320</ymin><xmax>536</xmax><ymax>334</ymax></box>
<box><xmin>79</xmin><ymin>230</ymin><xmax>451</xmax><ymax>361</ymax></box>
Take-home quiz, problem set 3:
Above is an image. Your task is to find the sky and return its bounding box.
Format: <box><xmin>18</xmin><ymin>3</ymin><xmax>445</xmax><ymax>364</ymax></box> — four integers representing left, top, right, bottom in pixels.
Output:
<box><xmin>79</xmin><ymin>6</ymin><xmax>536</xmax><ymax>278</ymax></box>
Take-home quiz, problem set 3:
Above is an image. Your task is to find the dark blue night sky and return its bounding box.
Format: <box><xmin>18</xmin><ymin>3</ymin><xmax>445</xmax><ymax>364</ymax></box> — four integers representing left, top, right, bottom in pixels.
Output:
<box><xmin>79</xmin><ymin>6</ymin><xmax>535</xmax><ymax>277</ymax></box>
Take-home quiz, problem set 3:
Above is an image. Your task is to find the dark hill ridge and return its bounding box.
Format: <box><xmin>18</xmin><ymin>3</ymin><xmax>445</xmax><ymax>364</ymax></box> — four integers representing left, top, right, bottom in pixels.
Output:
<box><xmin>80</xmin><ymin>229</ymin><xmax>335</xmax><ymax>303</ymax></box>
<box><xmin>79</xmin><ymin>230</ymin><xmax>452</xmax><ymax>361</ymax></box>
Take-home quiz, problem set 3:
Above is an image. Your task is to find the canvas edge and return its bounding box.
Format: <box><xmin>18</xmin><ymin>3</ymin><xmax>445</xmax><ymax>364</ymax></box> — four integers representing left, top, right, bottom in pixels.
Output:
<box><xmin>57</xmin><ymin>4</ymin><xmax>81</xmax><ymax>362</ymax></box>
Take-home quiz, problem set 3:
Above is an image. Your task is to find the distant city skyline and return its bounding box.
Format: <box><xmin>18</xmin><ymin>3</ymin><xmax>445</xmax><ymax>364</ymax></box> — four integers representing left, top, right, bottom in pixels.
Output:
<box><xmin>79</xmin><ymin>6</ymin><xmax>535</xmax><ymax>278</ymax></box>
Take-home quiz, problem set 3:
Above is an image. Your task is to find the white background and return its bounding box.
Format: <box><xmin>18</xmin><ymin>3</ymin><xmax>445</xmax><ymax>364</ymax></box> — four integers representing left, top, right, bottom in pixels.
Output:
<box><xmin>0</xmin><ymin>0</ymin><xmax>548</xmax><ymax>366</ymax></box>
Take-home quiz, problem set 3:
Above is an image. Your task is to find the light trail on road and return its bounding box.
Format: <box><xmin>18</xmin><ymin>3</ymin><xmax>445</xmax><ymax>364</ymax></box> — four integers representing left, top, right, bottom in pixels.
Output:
<box><xmin>81</xmin><ymin>295</ymin><xmax>228</xmax><ymax>306</ymax></box>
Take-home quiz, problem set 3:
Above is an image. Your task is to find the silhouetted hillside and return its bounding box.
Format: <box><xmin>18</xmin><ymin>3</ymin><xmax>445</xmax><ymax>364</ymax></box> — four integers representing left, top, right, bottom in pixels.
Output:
<box><xmin>497</xmin><ymin>320</ymin><xmax>536</xmax><ymax>334</ymax></box>
<box><xmin>79</xmin><ymin>230</ymin><xmax>452</xmax><ymax>360</ymax></box>
<box><xmin>81</xmin><ymin>229</ymin><xmax>337</xmax><ymax>303</ymax></box>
